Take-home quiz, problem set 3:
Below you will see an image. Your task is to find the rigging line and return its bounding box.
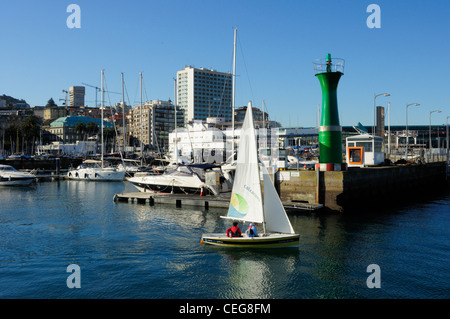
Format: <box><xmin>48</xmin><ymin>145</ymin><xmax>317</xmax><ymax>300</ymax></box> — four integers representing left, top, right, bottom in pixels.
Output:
<box><xmin>124</xmin><ymin>80</ymin><xmax>132</xmax><ymax>108</ymax></box>
<box><xmin>215</xmin><ymin>43</ymin><xmax>235</xmax><ymax>118</ymax></box>
<box><xmin>102</xmin><ymin>73</ymin><xmax>124</xmax><ymax>161</ymax></box>
<box><xmin>237</xmin><ymin>35</ymin><xmax>255</xmax><ymax>102</ymax></box>
<box><xmin>142</xmin><ymin>76</ymin><xmax>149</xmax><ymax>103</ymax></box>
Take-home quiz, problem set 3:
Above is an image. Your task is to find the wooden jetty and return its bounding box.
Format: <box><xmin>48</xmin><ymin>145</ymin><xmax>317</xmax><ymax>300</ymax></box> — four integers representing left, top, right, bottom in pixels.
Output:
<box><xmin>113</xmin><ymin>192</ymin><xmax>323</xmax><ymax>212</ymax></box>
<box><xmin>113</xmin><ymin>192</ymin><xmax>230</xmax><ymax>210</ymax></box>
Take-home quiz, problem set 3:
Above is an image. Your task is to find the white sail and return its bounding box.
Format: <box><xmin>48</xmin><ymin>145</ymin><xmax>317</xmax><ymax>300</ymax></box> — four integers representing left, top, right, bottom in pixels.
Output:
<box><xmin>262</xmin><ymin>164</ymin><xmax>295</xmax><ymax>234</ymax></box>
<box><xmin>225</xmin><ymin>101</ymin><xmax>264</xmax><ymax>224</ymax></box>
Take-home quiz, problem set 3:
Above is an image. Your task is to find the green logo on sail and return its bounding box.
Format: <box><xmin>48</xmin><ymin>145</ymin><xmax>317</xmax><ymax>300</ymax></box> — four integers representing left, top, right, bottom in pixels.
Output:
<box><xmin>229</xmin><ymin>193</ymin><xmax>248</xmax><ymax>218</ymax></box>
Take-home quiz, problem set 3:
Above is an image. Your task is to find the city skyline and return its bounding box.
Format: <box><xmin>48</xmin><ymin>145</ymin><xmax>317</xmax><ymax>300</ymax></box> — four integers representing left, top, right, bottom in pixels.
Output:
<box><xmin>0</xmin><ymin>0</ymin><xmax>449</xmax><ymax>128</ymax></box>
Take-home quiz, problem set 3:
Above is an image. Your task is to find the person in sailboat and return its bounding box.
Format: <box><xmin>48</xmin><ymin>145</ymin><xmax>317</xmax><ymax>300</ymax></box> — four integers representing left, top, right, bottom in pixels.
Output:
<box><xmin>245</xmin><ymin>223</ymin><xmax>259</xmax><ymax>238</ymax></box>
<box><xmin>226</xmin><ymin>222</ymin><xmax>242</xmax><ymax>238</ymax></box>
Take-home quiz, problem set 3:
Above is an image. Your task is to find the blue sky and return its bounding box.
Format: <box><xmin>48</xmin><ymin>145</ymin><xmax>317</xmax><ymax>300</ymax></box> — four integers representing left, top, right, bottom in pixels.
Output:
<box><xmin>0</xmin><ymin>0</ymin><xmax>449</xmax><ymax>127</ymax></box>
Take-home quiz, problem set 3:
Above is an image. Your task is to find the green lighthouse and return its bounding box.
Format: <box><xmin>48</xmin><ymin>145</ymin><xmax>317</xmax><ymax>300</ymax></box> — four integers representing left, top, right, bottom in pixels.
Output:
<box><xmin>314</xmin><ymin>53</ymin><xmax>345</xmax><ymax>171</ymax></box>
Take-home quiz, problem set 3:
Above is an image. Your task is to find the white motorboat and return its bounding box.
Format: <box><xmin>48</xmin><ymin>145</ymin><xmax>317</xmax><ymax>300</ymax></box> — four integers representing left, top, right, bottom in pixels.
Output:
<box><xmin>127</xmin><ymin>163</ymin><xmax>232</xmax><ymax>195</ymax></box>
<box><xmin>67</xmin><ymin>160</ymin><xmax>125</xmax><ymax>181</ymax></box>
<box><xmin>0</xmin><ymin>164</ymin><xmax>35</xmax><ymax>186</ymax></box>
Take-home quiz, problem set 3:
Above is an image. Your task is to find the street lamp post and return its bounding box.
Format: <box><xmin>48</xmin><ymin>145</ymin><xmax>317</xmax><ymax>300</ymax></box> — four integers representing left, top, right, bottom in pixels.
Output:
<box><xmin>405</xmin><ymin>103</ymin><xmax>420</xmax><ymax>160</ymax></box>
<box><xmin>374</xmin><ymin>93</ymin><xmax>390</xmax><ymax>135</ymax></box>
<box><xmin>387</xmin><ymin>101</ymin><xmax>391</xmax><ymax>156</ymax></box>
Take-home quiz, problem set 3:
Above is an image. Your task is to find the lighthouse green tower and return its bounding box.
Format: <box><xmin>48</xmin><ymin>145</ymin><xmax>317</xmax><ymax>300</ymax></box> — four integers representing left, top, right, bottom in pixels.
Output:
<box><xmin>314</xmin><ymin>53</ymin><xmax>345</xmax><ymax>171</ymax></box>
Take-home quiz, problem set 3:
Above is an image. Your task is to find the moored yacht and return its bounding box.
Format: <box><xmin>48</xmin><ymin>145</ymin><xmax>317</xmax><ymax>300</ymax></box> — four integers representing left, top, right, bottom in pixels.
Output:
<box><xmin>67</xmin><ymin>160</ymin><xmax>125</xmax><ymax>181</ymax></box>
<box><xmin>127</xmin><ymin>163</ymin><xmax>232</xmax><ymax>195</ymax></box>
<box><xmin>0</xmin><ymin>164</ymin><xmax>36</xmax><ymax>186</ymax></box>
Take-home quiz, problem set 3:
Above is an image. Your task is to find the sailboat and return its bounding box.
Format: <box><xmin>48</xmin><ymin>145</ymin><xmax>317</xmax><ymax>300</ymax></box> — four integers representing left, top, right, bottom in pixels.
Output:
<box><xmin>67</xmin><ymin>70</ymin><xmax>125</xmax><ymax>182</ymax></box>
<box><xmin>201</xmin><ymin>102</ymin><xmax>300</xmax><ymax>248</ymax></box>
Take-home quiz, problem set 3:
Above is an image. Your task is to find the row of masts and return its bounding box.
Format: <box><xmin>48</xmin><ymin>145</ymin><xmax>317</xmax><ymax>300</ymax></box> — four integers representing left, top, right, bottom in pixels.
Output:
<box><xmin>98</xmin><ymin>28</ymin><xmax>240</xmax><ymax>168</ymax></box>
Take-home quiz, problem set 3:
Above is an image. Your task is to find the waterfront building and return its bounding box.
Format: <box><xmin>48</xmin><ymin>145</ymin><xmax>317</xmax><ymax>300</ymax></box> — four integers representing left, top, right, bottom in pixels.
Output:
<box><xmin>128</xmin><ymin>100</ymin><xmax>184</xmax><ymax>151</ymax></box>
<box><xmin>278</xmin><ymin>127</ymin><xmax>319</xmax><ymax>149</ymax></box>
<box><xmin>69</xmin><ymin>86</ymin><xmax>85</xmax><ymax>107</ymax></box>
<box><xmin>176</xmin><ymin>66</ymin><xmax>232</xmax><ymax>125</ymax></box>
<box><xmin>38</xmin><ymin>141</ymin><xmax>97</xmax><ymax>156</ymax></box>
<box><xmin>169</xmin><ymin>120</ymin><xmax>227</xmax><ymax>163</ymax></box>
<box><xmin>46</xmin><ymin>116</ymin><xmax>113</xmax><ymax>144</ymax></box>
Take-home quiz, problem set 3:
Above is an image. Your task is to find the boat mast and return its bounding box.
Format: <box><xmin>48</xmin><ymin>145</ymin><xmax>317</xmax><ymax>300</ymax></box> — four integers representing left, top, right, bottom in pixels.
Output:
<box><xmin>122</xmin><ymin>72</ymin><xmax>126</xmax><ymax>152</ymax></box>
<box><xmin>231</xmin><ymin>27</ymin><xmax>237</xmax><ymax>160</ymax></box>
<box><xmin>139</xmin><ymin>72</ymin><xmax>143</xmax><ymax>167</ymax></box>
<box><xmin>101</xmin><ymin>69</ymin><xmax>104</xmax><ymax>169</ymax></box>
<box><xmin>173</xmin><ymin>77</ymin><xmax>178</xmax><ymax>164</ymax></box>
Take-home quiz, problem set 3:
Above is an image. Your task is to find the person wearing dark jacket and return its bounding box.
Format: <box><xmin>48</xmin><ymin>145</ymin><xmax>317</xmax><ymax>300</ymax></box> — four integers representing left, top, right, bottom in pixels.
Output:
<box><xmin>226</xmin><ymin>222</ymin><xmax>242</xmax><ymax>237</ymax></box>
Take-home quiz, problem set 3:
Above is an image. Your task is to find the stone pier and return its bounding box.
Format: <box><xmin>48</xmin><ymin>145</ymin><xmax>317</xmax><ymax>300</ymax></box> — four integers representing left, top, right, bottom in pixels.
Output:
<box><xmin>277</xmin><ymin>162</ymin><xmax>447</xmax><ymax>212</ymax></box>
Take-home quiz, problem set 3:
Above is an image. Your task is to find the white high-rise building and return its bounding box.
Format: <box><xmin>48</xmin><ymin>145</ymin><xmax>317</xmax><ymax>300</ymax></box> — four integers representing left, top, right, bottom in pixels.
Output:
<box><xmin>176</xmin><ymin>66</ymin><xmax>232</xmax><ymax>125</ymax></box>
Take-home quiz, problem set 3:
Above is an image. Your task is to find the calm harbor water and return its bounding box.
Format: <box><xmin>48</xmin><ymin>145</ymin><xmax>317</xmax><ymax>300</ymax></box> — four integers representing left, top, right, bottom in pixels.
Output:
<box><xmin>0</xmin><ymin>180</ymin><xmax>448</xmax><ymax>299</ymax></box>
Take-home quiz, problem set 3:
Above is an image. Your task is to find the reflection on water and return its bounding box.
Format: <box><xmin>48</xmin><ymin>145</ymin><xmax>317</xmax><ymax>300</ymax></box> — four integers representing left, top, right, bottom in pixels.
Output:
<box><xmin>216</xmin><ymin>249</ymin><xmax>299</xmax><ymax>299</ymax></box>
<box><xmin>0</xmin><ymin>181</ymin><xmax>448</xmax><ymax>298</ymax></box>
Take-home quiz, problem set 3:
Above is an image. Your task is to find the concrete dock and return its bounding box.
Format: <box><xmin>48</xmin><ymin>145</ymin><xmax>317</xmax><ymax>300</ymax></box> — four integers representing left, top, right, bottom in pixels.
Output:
<box><xmin>113</xmin><ymin>192</ymin><xmax>323</xmax><ymax>212</ymax></box>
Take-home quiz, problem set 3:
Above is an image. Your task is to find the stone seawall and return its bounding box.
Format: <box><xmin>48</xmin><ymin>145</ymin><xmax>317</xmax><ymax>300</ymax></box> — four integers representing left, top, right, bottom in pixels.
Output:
<box><xmin>277</xmin><ymin>163</ymin><xmax>447</xmax><ymax>212</ymax></box>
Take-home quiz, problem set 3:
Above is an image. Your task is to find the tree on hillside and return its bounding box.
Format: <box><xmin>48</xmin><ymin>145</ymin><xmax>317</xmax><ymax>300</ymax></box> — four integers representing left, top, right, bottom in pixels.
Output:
<box><xmin>0</xmin><ymin>94</ymin><xmax>28</xmax><ymax>108</ymax></box>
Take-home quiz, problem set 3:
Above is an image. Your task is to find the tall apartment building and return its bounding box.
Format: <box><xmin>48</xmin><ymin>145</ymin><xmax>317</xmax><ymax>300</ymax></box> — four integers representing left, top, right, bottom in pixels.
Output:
<box><xmin>128</xmin><ymin>100</ymin><xmax>184</xmax><ymax>150</ymax></box>
<box><xmin>176</xmin><ymin>66</ymin><xmax>232</xmax><ymax>125</ymax></box>
<box><xmin>69</xmin><ymin>86</ymin><xmax>85</xmax><ymax>107</ymax></box>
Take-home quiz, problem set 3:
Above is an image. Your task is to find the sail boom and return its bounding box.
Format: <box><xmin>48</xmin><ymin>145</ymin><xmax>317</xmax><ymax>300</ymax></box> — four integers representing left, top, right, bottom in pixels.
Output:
<box><xmin>220</xmin><ymin>216</ymin><xmax>263</xmax><ymax>224</ymax></box>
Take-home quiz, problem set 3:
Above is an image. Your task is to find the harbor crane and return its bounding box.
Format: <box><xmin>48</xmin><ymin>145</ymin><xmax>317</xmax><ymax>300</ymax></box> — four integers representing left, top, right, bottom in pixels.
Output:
<box><xmin>82</xmin><ymin>83</ymin><xmax>121</xmax><ymax>108</ymax></box>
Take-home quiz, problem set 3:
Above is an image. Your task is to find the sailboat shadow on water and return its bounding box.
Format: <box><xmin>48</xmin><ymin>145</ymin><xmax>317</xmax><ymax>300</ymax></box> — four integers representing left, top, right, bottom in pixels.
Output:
<box><xmin>201</xmin><ymin>101</ymin><xmax>300</xmax><ymax>249</ymax></box>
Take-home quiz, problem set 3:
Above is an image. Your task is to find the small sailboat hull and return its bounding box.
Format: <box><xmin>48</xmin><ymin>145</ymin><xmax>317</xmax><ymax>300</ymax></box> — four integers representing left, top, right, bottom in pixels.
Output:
<box><xmin>201</xmin><ymin>233</ymin><xmax>300</xmax><ymax>248</ymax></box>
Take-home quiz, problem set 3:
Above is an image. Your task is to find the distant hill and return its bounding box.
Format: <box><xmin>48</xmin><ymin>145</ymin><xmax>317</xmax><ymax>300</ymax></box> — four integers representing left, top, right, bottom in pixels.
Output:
<box><xmin>0</xmin><ymin>94</ymin><xmax>29</xmax><ymax>108</ymax></box>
